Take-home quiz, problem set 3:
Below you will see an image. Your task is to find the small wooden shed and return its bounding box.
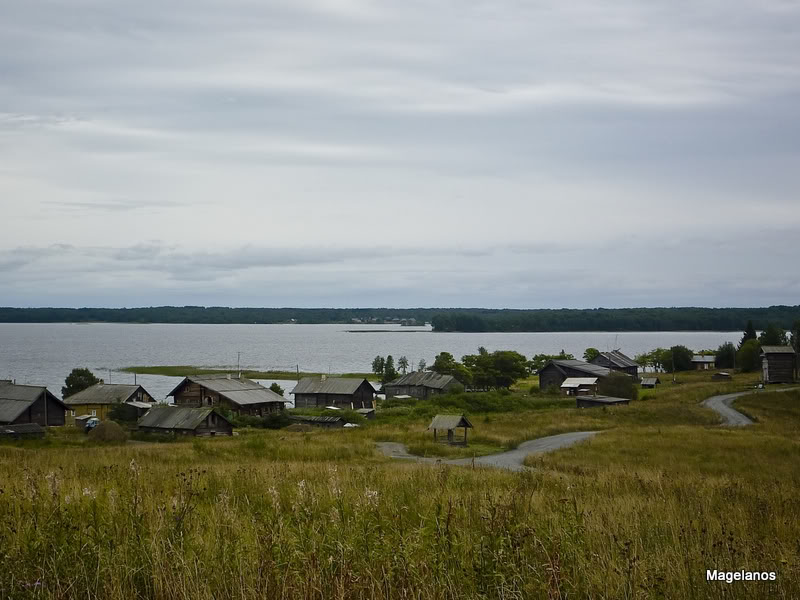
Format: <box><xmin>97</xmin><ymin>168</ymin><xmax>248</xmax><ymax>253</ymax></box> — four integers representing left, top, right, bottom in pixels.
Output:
<box><xmin>760</xmin><ymin>346</ymin><xmax>797</xmax><ymax>384</ymax></box>
<box><xmin>641</xmin><ymin>377</ymin><xmax>661</xmax><ymax>389</ymax></box>
<box><xmin>428</xmin><ymin>414</ymin><xmax>473</xmax><ymax>446</ymax></box>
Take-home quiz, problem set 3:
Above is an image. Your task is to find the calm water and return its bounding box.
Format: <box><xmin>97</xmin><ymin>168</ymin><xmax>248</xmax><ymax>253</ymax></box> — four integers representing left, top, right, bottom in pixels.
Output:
<box><xmin>0</xmin><ymin>323</ymin><xmax>740</xmax><ymax>400</ymax></box>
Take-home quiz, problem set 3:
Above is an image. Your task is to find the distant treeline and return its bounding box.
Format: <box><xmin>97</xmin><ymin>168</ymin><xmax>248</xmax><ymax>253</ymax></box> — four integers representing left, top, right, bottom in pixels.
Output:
<box><xmin>1</xmin><ymin>305</ymin><xmax>800</xmax><ymax>331</ymax></box>
<box><xmin>430</xmin><ymin>306</ymin><xmax>800</xmax><ymax>332</ymax></box>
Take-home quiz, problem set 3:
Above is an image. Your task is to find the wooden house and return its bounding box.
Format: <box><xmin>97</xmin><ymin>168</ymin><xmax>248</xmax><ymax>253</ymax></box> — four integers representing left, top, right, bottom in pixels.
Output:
<box><xmin>137</xmin><ymin>405</ymin><xmax>233</xmax><ymax>436</ymax></box>
<box><xmin>384</xmin><ymin>371</ymin><xmax>458</xmax><ymax>400</ymax></box>
<box><xmin>590</xmin><ymin>351</ymin><xmax>639</xmax><ymax>380</ymax></box>
<box><xmin>65</xmin><ymin>383</ymin><xmax>155</xmax><ymax>424</ymax></box>
<box><xmin>0</xmin><ymin>381</ymin><xmax>67</xmax><ymax>426</ymax></box>
<box><xmin>428</xmin><ymin>414</ymin><xmax>472</xmax><ymax>446</ymax></box>
<box><xmin>538</xmin><ymin>360</ymin><xmax>612</xmax><ymax>393</ymax></box>
<box><xmin>760</xmin><ymin>346</ymin><xmax>797</xmax><ymax>384</ymax></box>
<box><xmin>291</xmin><ymin>376</ymin><xmax>375</xmax><ymax>409</ymax></box>
<box><xmin>691</xmin><ymin>355</ymin><xmax>716</xmax><ymax>370</ymax></box>
<box><xmin>168</xmin><ymin>375</ymin><xmax>285</xmax><ymax>416</ymax></box>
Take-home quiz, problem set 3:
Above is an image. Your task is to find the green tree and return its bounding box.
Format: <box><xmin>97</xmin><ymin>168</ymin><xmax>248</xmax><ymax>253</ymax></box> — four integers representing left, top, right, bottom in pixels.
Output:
<box><xmin>62</xmin><ymin>367</ymin><xmax>100</xmax><ymax>399</ymax></box>
<box><xmin>431</xmin><ymin>352</ymin><xmax>472</xmax><ymax>385</ymax></box>
<box><xmin>398</xmin><ymin>356</ymin><xmax>409</xmax><ymax>374</ymax></box>
<box><xmin>490</xmin><ymin>350</ymin><xmax>528</xmax><ymax>388</ymax></box>
<box><xmin>583</xmin><ymin>348</ymin><xmax>600</xmax><ymax>362</ymax></box>
<box><xmin>758</xmin><ymin>323</ymin><xmax>788</xmax><ymax>346</ymax></box>
<box><xmin>739</xmin><ymin>320</ymin><xmax>757</xmax><ymax>349</ymax></box>
<box><xmin>662</xmin><ymin>346</ymin><xmax>693</xmax><ymax>372</ymax></box>
<box><xmin>527</xmin><ymin>350</ymin><xmax>575</xmax><ymax>373</ymax></box>
<box><xmin>269</xmin><ymin>382</ymin><xmax>285</xmax><ymax>396</ymax></box>
<box><xmin>715</xmin><ymin>342</ymin><xmax>736</xmax><ymax>369</ymax></box>
<box><xmin>417</xmin><ymin>358</ymin><xmax>426</xmax><ymax>371</ymax></box>
<box><xmin>736</xmin><ymin>339</ymin><xmax>762</xmax><ymax>372</ymax></box>
<box><xmin>383</xmin><ymin>355</ymin><xmax>397</xmax><ymax>384</ymax></box>
<box><xmin>598</xmin><ymin>372</ymin><xmax>638</xmax><ymax>401</ymax></box>
<box><xmin>371</xmin><ymin>355</ymin><xmax>385</xmax><ymax>377</ymax></box>
<box><xmin>791</xmin><ymin>320</ymin><xmax>800</xmax><ymax>353</ymax></box>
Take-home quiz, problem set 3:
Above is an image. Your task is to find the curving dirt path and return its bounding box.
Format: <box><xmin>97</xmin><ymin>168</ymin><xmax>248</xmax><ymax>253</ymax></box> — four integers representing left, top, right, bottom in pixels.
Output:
<box><xmin>702</xmin><ymin>391</ymin><xmax>755</xmax><ymax>426</ymax></box>
<box><xmin>376</xmin><ymin>431</ymin><xmax>599</xmax><ymax>472</ymax></box>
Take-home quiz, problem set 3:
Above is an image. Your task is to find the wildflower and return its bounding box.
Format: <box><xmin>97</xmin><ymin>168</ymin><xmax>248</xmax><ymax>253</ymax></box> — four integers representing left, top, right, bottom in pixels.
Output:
<box><xmin>129</xmin><ymin>459</ymin><xmax>140</xmax><ymax>475</ymax></box>
<box><xmin>268</xmin><ymin>486</ymin><xmax>280</xmax><ymax>510</ymax></box>
<box><xmin>82</xmin><ymin>487</ymin><xmax>96</xmax><ymax>499</ymax></box>
<box><xmin>364</xmin><ymin>488</ymin><xmax>379</xmax><ymax>508</ymax></box>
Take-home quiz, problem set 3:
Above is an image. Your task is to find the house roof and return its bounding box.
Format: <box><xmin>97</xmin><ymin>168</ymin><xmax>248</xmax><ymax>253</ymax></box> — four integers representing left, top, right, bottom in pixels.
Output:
<box><xmin>641</xmin><ymin>377</ymin><xmax>661</xmax><ymax>386</ymax></box>
<box><xmin>561</xmin><ymin>377</ymin><xmax>599</xmax><ymax>388</ymax></box>
<box><xmin>0</xmin><ymin>382</ymin><xmax>67</xmax><ymax>423</ymax></box>
<box><xmin>138</xmin><ymin>405</ymin><xmax>231</xmax><ymax>430</ymax></box>
<box><xmin>65</xmin><ymin>383</ymin><xmax>151</xmax><ymax>406</ymax></box>
<box><xmin>168</xmin><ymin>375</ymin><xmax>285</xmax><ymax>406</ymax></box>
<box><xmin>291</xmin><ymin>377</ymin><xmax>373</xmax><ymax>396</ymax></box>
<box><xmin>385</xmin><ymin>371</ymin><xmax>455</xmax><ymax>390</ymax></box>
<box><xmin>428</xmin><ymin>414</ymin><xmax>473</xmax><ymax>430</ymax></box>
<box><xmin>0</xmin><ymin>423</ymin><xmax>45</xmax><ymax>436</ymax></box>
<box><xmin>289</xmin><ymin>415</ymin><xmax>343</xmax><ymax>424</ymax></box>
<box><xmin>691</xmin><ymin>355</ymin><xmax>716</xmax><ymax>363</ymax></box>
<box><xmin>545</xmin><ymin>360</ymin><xmax>612</xmax><ymax>378</ymax></box>
<box><xmin>595</xmin><ymin>350</ymin><xmax>639</xmax><ymax>368</ymax></box>
<box><xmin>761</xmin><ymin>345</ymin><xmax>796</xmax><ymax>355</ymax></box>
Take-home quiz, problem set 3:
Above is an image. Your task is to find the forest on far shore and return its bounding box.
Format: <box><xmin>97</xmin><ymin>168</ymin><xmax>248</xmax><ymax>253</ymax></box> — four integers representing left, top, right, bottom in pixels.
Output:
<box><xmin>1</xmin><ymin>305</ymin><xmax>800</xmax><ymax>332</ymax></box>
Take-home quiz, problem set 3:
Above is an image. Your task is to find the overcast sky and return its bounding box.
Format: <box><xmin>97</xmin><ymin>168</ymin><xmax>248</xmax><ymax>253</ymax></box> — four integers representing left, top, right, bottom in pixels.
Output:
<box><xmin>1</xmin><ymin>1</ymin><xmax>799</xmax><ymax>309</ymax></box>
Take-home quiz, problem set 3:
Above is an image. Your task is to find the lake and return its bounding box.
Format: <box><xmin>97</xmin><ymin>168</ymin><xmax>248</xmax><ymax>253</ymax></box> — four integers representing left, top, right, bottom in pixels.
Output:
<box><xmin>0</xmin><ymin>323</ymin><xmax>741</xmax><ymax>401</ymax></box>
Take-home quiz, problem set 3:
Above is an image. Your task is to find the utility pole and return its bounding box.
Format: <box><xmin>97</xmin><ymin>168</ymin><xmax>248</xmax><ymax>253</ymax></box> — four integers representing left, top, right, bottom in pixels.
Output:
<box><xmin>237</xmin><ymin>352</ymin><xmax>241</xmax><ymax>379</ymax></box>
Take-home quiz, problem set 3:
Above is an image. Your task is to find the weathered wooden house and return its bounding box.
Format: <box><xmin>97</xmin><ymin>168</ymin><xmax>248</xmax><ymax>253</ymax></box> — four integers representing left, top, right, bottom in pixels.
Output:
<box><xmin>384</xmin><ymin>371</ymin><xmax>458</xmax><ymax>400</ymax></box>
<box><xmin>538</xmin><ymin>360</ymin><xmax>612</xmax><ymax>393</ymax></box>
<box><xmin>65</xmin><ymin>383</ymin><xmax>155</xmax><ymax>424</ymax></box>
<box><xmin>137</xmin><ymin>405</ymin><xmax>233</xmax><ymax>436</ymax></box>
<box><xmin>0</xmin><ymin>381</ymin><xmax>67</xmax><ymax>426</ymax></box>
<box><xmin>428</xmin><ymin>414</ymin><xmax>472</xmax><ymax>446</ymax></box>
<box><xmin>168</xmin><ymin>375</ymin><xmax>285</xmax><ymax>416</ymax></box>
<box><xmin>291</xmin><ymin>376</ymin><xmax>375</xmax><ymax>409</ymax></box>
<box><xmin>761</xmin><ymin>346</ymin><xmax>797</xmax><ymax>384</ymax></box>
<box><xmin>590</xmin><ymin>351</ymin><xmax>639</xmax><ymax>380</ymax></box>
<box><xmin>691</xmin><ymin>355</ymin><xmax>716</xmax><ymax>370</ymax></box>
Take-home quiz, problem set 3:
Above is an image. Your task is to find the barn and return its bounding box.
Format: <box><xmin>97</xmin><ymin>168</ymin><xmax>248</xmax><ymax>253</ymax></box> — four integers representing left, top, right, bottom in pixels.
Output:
<box><xmin>291</xmin><ymin>376</ymin><xmax>375</xmax><ymax>409</ymax></box>
<box><xmin>538</xmin><ymin>360</ymin><xmax>612</xmax><ymax>393</ymax></box>
<box><xmin>168</xmin><ymin>375</ymin><xmax>286</xmax><ymax>416</ymax></box>
<box><xmin>384</xmin><ymin>371</ymin><xmax>458</xmax><ymax>400</ymax></box>
<box><xmin>137</xmin><ymin>405</ymin><xmax>233</xmax><ymax>436</ymax></box>
<box><xmin>590</xmin><ymin>351</ymin><xmax>639</xmax><ymax>380</ymax></box>
<box><xmin>0</xmin><ymin>380</ymin><xmax>67</xmax><ymax>426</ymax></box>
<box><xmin>761</xmin><ymin>346</ymin><xmax>797</xmax><ymax>384</ymax></box>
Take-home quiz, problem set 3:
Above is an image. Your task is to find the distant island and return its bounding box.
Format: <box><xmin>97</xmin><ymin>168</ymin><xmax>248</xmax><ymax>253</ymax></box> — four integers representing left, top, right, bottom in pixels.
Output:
<box><xmin>1</xmin><ymin>305</ymin><xmax>800</xmax><ymax>332</ymax></box>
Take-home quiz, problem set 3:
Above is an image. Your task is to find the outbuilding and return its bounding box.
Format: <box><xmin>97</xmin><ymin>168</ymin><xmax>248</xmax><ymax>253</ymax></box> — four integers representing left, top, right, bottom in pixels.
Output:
<box><xmin>291</xmin><ymin>376</ymin><xmax>375</xmax><ymax>409</ymax></box>
<box><xmin>137</xmin><ymin>405</ymin><xmax>233</xmax><ymax>436</ymax></box>
<box><xmin>576</xmin><ymin>395</ymin><xmax>630</xmax><ymax>409</ymax></box>
<box><xmin>691</xmin><ymin>355</ymin><xmax>716</xmax><ymax>370</ymax></box>
<box><xmin>428</xmin><ymin>414</ymin><xmax>473</xmax><ymax>446</ymax></box>
<box><xmin>590</xmin><ymin>351</ymin><xmax>640</xmax><ymax>380</ymax></box>
<box><xmin>65</xmin><ymin>383</ymin><xmax>155</xmax><ymax>424</ymax></box>
<box><xmin>384</xmin><ymin>372</ymin><xmax>458</xmax><ymax>400</ymax></box>
<box><xmin>538</xmin><ymin>360</ymin><xmax>612</xmax><ymax>393</ymax></box>
<box><xmin>0</xmin><ymin>381</ymin><xmax>67</xmax><ymax>426</ymax></box>
<box><xmin>641</xmin><ymin>377</ymin><xmax>661</xmax><ymax>389</ymax></box>
<box><xmin>760</xmin><ymin>346</ymin><xmax>797</xmax><ymax>384</ymax></box>
<box><xmin>168</xmin><ymin>375</ymin><xmax>286</xmax><ymax>416</ymax></box>
<box><xmin>560</xmin><ymin>377</ymin><xmax>599</xmax><ymax>396</ymax></box>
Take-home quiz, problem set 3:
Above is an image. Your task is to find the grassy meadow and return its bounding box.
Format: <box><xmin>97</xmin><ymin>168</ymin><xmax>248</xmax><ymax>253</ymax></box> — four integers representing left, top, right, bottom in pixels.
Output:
<box><xmin>1</xmin><ymin>370</ymin><xmax>799</xmax><ymax>599</ymax></box>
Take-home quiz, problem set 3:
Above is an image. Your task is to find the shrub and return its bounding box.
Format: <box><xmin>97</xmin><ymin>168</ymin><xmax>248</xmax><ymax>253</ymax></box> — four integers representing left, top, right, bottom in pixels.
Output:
<box><xmin>528</xmin><ymin>385</ymin><xmax>540</xmax><ymax>395</ymax></box>
<box><xmin>598</xmin><ymin>373</ymin><xmax>638</xmax><ymax>401</ymax></box>
<box><xmin>448</xmin><ymin>384</ymin><xmax>465</xmax><ymax>395</ymax></box>
<box><xmin>87</xmin><ymin>420</ymin><xmax>129</xmax><ymax>443</ymax></box>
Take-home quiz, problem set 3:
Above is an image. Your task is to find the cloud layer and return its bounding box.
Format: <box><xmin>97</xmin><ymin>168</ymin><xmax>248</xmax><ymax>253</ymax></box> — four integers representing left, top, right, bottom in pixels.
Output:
<box><xmin>1</xmin><ymin>1</ymin><xmax>799</xmax><ymax>307</ymax></box>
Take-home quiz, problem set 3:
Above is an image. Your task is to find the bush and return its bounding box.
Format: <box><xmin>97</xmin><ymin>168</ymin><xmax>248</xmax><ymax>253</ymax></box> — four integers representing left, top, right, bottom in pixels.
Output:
<box><xmin>736</xmin><ymin>339</ymin><xmax>762</xmax><ymax>372</ymax></box>
<box><xmin>598</xmin><ymin>373</ymin><xmax>638</xmax><ymax>401</ymax></box>
<box><xmin>447</xmin><ymin>384</ymin><xmax>465</xmax><ymax>395</ymax></box>
<box><xmin>87</xmin><ymin>421</ymin><xmax>129</xmax><ymax>443</ymax></box>
<box><xmin>528</xmin><ymin>385</ymin><xmax>540</xmax><ymax>395</ymax></box>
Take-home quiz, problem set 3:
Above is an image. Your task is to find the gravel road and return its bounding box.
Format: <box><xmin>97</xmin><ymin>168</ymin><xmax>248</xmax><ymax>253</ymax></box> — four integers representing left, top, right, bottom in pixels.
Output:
<box><xmin>376</xmin><ymin>431</ymin><xmax>598</xmax><ymax>472</ymax></box>
<box><xmin>702</xmin><ymin>391</ymin><xmax>755</xmax><ymax>426</ymax></box>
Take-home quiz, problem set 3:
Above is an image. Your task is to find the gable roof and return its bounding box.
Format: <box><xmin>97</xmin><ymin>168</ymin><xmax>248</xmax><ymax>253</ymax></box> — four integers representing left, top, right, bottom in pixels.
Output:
<box><xmin>385</xmin><ymin>371</ymin><xmax>455</xmax><ymax>389</ymax></box>
<box><xmin>561</xmin><ymin>377</ymin><xmax>598</xmax><ymax>388</ymax></box>
<box><xmin>641</xmin><ymin>377</ymin><xmax>661</xmax><ymax>386</ymax></box>
<box><xmin>138</xmin><ymin>405</ymin><xmax>231</xmax><ymax>430</ymax></box>
<box><xmin>168</xmin><ymin>375</ymin><xmax>285</xmax><ymax>406</ymax></box>
<box><xmin>428</xmin><ymin>414</ymin><xmax>473</xmax><ymax>430</ymax></box>
<box><xmin>0</xmin><ymin>382</ymin><xmax>67</xmax><ymax>423</ymax></box>
<box><xmin>291</xmin><ymin>377</ymin><xmax>374</xmax><ymax>396</ymax></box>
<box><xmin>65</xmin><ymin>383</ymin><xmax>151</xmax><ymax>406</ymax></box>
<box><xmin>594</xmin><ymin>351</ymin><xmax>639</xmax><ymax>369</ymax></box>
<box><xmin>544</xmin><ymin>360</ymin><xmax>612</xmax><ymax>378</ymax></box>
<box><xmin>691</xmin><ymin>355</ymin><xmax>716</xmax><ymax>363</ymax></box>
<box><xmin>760</xmin><ymin>345</ymin><xmax>796</xmax><ymax>355</ymax></box>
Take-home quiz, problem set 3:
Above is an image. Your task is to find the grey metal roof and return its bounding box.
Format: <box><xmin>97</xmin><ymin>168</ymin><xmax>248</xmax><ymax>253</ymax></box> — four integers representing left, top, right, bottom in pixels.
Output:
<box><xmin>596</xmin><ymin>351</ymin><xmax>639</xmax><ymax>368</ymax></box>
<box><xmin>691</xmin><ymin>355</ymin><xmax>716</xmax><ymax>363</ymax></box>
<box><xmin>641</xmin><ymin>377</ymin><xmax>661</xmax><ymax>386</ymax></box>
<box><xmin>65</xmin><ymin>383</ymin><xmax>149</xmax><ymax>405</ymax></box>
<box><xmin>127</xmin><ymin>401</ymin><xmax>153</xmax><ymax>409</ymax></box>
<box><xmin>561</xmin><ymin>377</ymin><xmax>598</xmax><ymax>388</ymax></box>
<box><xmin>291</xmin><ymin>377</ymin><xmax>373</xmax><ymax>396</ymax></box>
<box><xmin>385</xmin><ymin>371</ymin><xmax>455</xmax><ymax>389</ymax></box>
<box><xmin>138</xmin><ymin>405</ymin><xmax>231</xmax><ymax>430</ymax></box>
<box><xmin>548</xmin><ymin>360</ymin><xmax>612</xmax><ymax>377</ymax></box>
<box><xmin>0</xmin><ymin>382</ymin><xmax>67</xmax><ymax>423</ymax></box>
<box><xmin>169</xmin><ymin>375</ymin><xmax>286</xmax><ymax>406</ymax></box>
<box><xmin>761</xmin><ymin>346</ymin><xmax>796</xmax><ymax>354</ymax></box>
<box><xmin>428</xmin><ymin>414</ymin><xmax>473</xmax><ymax>430</ymax></box>
<box><xmin>0</xmin><ymin>399</ymin><xmax>33</xmax><ymax>423</ymax></box>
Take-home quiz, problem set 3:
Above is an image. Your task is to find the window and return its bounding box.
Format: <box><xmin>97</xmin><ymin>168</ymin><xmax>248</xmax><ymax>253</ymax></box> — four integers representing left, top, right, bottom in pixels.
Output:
<box><xmin>70</xmin><ymin>410</ymin><xmax>75</xmax><ymax>416</ymax></box>
<box><xmin>90</xmin><ymin>410</ymin><xmax>96</xmax><ymax>416</ymax></box>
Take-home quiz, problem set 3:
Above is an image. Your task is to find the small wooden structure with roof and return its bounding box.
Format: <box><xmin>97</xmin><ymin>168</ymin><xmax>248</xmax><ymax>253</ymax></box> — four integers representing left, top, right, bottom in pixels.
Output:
<box><xmin>428</xmin><ymin>414</ymin><xmax>473</xmax><ymax>446</ymax></box>
<box><xmin>560</xmin><ymin>377</ymin><xmax>598</xmax><ymax>396</ymax></box>
<box><xmin>760</xmin><ymin>346</ymin><xmax>797</xmax><ymax>384</ymax></box>
<box><xmin>640</xmin><ymin>377</ymin><xmax>661</xmax><ymax>389</ymax></box>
